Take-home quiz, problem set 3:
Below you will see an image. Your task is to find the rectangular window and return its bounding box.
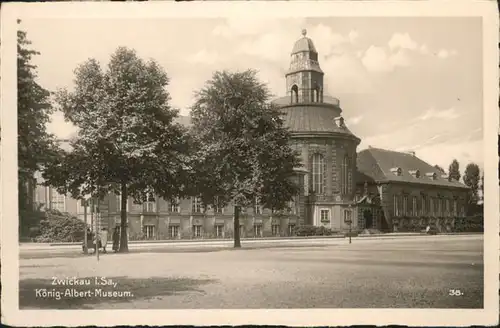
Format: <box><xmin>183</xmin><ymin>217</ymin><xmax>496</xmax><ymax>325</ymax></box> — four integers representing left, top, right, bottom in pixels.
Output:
<box><xmin>421</xmin><ymin>196</ymin><xmax>426</xmax><ymax>215</ymax></box>
<box><xmin>272</xmin><ymin>224</ymin><xmax>280</xmax><ymax>236</ymax></box>
<box><xmin>320</xmin><ymin>209</ymin><xmax>330</xmax><ymax>222</ymax></box>
<box><xmin>143</xmin><ymin>199</ymin><xmax>156</xmax><ymax>213</ymax></box>
<box><xmin>429</xmin><ymin>197</ymin><xmax>434</xmax><ymax>215</ymax></box>
<box><xmin>193</xmin><ymin>225</ymin><xmax>202</xmax><ymax>238</ymax></box>
<box><xmin>214</xmin><ymin>197</ymin><xmax>223</xmax><ymax>214</ymax></box>
<box><xmin>254</xmin><ymin>224</ymin><xmax>262</xmax><ymax>237</ymax></box>
<box><xmin>170</xmin><ymin>198</ymin><xmax>180</xmax><ymax>213</ymax></box>
<box><xmin>254</xmin><ymin>197</ymin><xmax>262</xmax><ymax>215</ymax></box>
<box><xmin>453</xmin><ymin>200</ymin><xmax>458</xmax><ymax>216</ymax></box>
<box><xmin>168</xmin><ymin>225</ymin><xmax>179</xmax><ymax>238</ymax></box>
<box><xmin>192</xmin><ymin>197</ymin><xmax>202</xmax><ymax>213</ymax></box>
<box><xmin>215</xmin><ymin>225</ymin><xmax>224</xmax><ymax>238</ymax></box>
<box><xmin>50</xmin><ymin>190</ymin><xmax>66</xmax><ymax>212</ymax></box>
<box><xmin>143</xmin><ymin>225</ymin><xmax>155</xmax><ymax>240</ymax></box>
<box><xmin>288</xmin><ymin>224</ymin><xmax>296</xmax><ymax>235</ymax></box>
<box><xmin>393</xmin><ymin>195</ymin><xmax>399</xmax><ymax>216</ymax></box>
<box><xmin>446</xmin><ymin>199</ymin><xmax>450</xmax><ymax>216</ymax></box>
<box><xmin>412</xmin><ymin>196</ymin><xmax>418</xmax><ymax>216</ymax></box>
<box><xmin>402</xmin><ymin>195</ymin><xmax>408</xmax><ymax>216</ymax></box>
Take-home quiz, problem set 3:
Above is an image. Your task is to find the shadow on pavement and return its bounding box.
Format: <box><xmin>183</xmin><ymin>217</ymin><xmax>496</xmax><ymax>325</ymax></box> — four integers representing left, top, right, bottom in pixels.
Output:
<box><xmin>19</xmin><ymin>276</ymin><xmax>217</xmax><ymax>309</ymax></box>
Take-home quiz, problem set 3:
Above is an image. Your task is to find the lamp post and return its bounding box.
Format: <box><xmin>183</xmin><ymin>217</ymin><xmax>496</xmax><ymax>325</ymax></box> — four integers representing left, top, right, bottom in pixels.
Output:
<box><xmin>345</xmin><ymin>204</ymin><xmax>353</xmax><ymax>244</ymax></box>
<box><xmin>82</xmin><ymin>198</ymin><xmax>88</xmax><ymax>254</ymax></box>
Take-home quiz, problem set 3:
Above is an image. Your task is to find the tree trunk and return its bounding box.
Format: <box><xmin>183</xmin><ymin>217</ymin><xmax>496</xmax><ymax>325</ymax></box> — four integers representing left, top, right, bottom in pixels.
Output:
<box><xmin>234</xmin><ymin>205</ymin><xmax>241</xmax><ymax>248</ymax></box>
<box><xmin>119</xmin><ymin>182</ymin><xmax>129</xmax><ymax>252</ymax></box>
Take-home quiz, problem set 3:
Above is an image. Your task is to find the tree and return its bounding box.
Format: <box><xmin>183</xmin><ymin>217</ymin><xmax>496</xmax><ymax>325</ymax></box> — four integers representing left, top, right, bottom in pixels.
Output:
<box><xmin>480</xmin><ymin>174</ymin><xmax>484</xmax><ymax>198</ymax></box>
<box><xmin>17</xmin><ymin>23</ymin><xmax>61</xmax><ymax>235</ymax></box>
<box><xmin>448</xmin><ymin>159</ymin><xmax>461</xmax><ymax>182</ymax></box>
<box><xmin>43</xmin><ymin>47</ymin><xmax>189</xmax><ymax>252</ymax></box>
<box><xmin>434</xmin><ymin>165</ymin><xmax>445</xmax><ymax>174</ymax></box>
<box><xmin>189</xmin><ymin>70</ymin><xmax>301</xmax><ymax>248</ymax></box>
<box><xmin>463</xmin><ymin>162</ymin><xmax>480</xmax><ymax>204</ymax></box>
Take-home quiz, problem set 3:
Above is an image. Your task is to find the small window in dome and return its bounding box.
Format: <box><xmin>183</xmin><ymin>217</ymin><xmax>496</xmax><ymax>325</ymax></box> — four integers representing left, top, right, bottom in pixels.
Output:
<box><xmin>310</xmin><ymin>52</ymin><xmax>318</xmax><ymax>62</ymax></box>
<box><xmin>390</xmin><ymin>167</ymin><xmax>403</xmax><ymax>176</ymax></box>
<box><xmin>291</xmin><ymin>85</ymin><xmax>299</xmax><ymax>104</ymax></box>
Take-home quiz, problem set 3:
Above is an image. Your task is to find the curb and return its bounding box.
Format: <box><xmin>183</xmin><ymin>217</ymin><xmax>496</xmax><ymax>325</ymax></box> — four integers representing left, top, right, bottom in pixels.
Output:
<box><xmin>21</xmin><ymin>232</ymin><xmax>483</xmax><ymax>247</ymax></box>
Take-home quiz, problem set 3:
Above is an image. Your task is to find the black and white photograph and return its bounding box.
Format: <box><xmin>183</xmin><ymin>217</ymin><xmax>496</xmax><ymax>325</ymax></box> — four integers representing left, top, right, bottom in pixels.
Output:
<box><xmin>1</xmin><ymin>1</ymin><xmax>498</xmax><ymax>327</ymax></box>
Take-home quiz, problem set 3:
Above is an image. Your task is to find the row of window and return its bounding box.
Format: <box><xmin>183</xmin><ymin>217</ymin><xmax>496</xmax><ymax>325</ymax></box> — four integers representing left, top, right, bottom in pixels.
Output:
<box><xmin>392</xmin><ymin>194</ymin><xmax>464</xmax><ymax>217</ymax></box>
<box><xmin>290</xmin><ymin>84</ymin><xmax>323</xmax><ymax>104</ymax></box>
<box><xmin>311</xmin><ymin>153</ymin><xmax>352</xmax><ymax>195</ymax></box>
<box><xmin>142</xmin><ymin>224</ymin><xmax>297</xmax><ymax>240</ymax></box>
<box><xmin>115</xmin><ymin>195</ymin><xmax>296</xmax><ymax>215</ymax></box>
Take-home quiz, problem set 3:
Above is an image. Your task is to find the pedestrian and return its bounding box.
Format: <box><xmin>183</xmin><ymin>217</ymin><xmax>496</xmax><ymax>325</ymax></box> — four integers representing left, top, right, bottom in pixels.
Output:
<box><xmin>425</xmin><ymin>225</ymin><xmax>431</xmax><ymax>234</ymax></box>
<box><xmin>100</xmin><ymin>227</ymin><xmax>108</xmax><ymax>253</ymax></box>
<box><xmin>112</xmin><ymin>227</ymin><xmax>119</xmax><ymax>252</ymax></box>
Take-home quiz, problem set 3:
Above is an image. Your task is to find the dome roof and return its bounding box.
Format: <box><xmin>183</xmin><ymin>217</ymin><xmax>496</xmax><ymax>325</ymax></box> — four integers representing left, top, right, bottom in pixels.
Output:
<box><xmin>291</xmin><ymin>29</ymin><xmax>317</xmax><ymax>54</ymax></box>
<box><xmin>280</xmin><ymin>104</ymin><xmax>360</xmax><ymax>142</ymax></box>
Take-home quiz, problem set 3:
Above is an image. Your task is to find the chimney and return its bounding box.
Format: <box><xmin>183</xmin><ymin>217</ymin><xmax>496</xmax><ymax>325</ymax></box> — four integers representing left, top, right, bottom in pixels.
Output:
<box><xmin>406</xmin><ymin>150</ymin><xmax>416</xmax><ymax>156</ymax></box>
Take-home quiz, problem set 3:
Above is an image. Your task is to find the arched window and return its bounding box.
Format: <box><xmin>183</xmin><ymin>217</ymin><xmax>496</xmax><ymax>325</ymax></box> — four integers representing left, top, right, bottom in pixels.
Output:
<box><xmin>291</xmin><ymin>85</ymin><xmax>299</xmax><ymax>103</ymax></box>
<box><xmin>312</xmin><ymin>153</ymin><xmax>325</xmax><ymax>194</ymax></box>
<box><xmin>342</xmin><ymin>155</ymin><xmax>350</xmax><ymax>195</ymax></box>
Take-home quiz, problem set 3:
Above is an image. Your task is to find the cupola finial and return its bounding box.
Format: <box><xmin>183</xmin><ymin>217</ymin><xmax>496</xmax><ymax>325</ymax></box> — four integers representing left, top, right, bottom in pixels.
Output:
<box><xmin>302</xmin><ymin>29</ymin><xmax>307</xmax><ymax>37</ymax></box>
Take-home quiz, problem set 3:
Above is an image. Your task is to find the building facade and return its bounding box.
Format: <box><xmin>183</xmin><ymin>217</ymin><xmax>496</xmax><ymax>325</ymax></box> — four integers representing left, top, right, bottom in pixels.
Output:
<box><xmin>31</xmin><ymin>31</ymin><xmax>471</xmax><ymax>239</ymax></box>
<box><xmin>354</xmin><ymin>147</ymin><xmax>469</xmax><ymax>233</ymax></box>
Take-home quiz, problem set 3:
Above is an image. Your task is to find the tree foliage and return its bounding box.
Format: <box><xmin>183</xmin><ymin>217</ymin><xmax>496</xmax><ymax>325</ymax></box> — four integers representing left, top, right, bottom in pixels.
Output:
<box><xmin>42</xmin><ymin>47</ymin><xmax>189</xmax><ymax>252</ymax></box>
<box><xmin>17</xmin><ymin>24</ymin><xmax>61</xmax><ymax>232</ymax></box>
<box><xmin>463</xmin><ymin>162</ymin><xmax>480</xmax><ymax>204</ymax></box>
<box><xmin>448</xmin><ymin>159</ymin><xmax>461</xmax><ymax>182</ymax></box>
<box><xmin>189</xmin><ymin>70</ymin><xmax>301</xmax><ymax>248</ymax></box>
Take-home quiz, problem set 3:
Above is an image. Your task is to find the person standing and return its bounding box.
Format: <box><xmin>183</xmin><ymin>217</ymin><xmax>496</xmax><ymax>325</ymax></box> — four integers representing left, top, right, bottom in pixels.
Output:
<box><xmin>100</xmin><ymin>228</ymin><xmax>109</xmax><ymax>253</ymax></box>
<box><xmin>112</xmin><ymin>227</ymin><xmax>120</xmax><ymax>252</ymax></box>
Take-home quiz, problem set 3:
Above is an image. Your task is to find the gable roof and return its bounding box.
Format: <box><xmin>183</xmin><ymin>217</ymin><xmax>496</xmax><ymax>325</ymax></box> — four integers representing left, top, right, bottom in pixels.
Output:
<box><xmin>356</xmin><ymin>147</ymin><xmax>469</xmax><ymax>189</ymax></box>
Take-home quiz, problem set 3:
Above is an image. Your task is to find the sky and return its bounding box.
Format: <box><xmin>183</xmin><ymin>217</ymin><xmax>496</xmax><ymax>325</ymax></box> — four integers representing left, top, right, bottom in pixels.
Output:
<box><xmin>21</xmin><ymin>16</ymin><xmax>483</xmax><ymax>172</ymax></box>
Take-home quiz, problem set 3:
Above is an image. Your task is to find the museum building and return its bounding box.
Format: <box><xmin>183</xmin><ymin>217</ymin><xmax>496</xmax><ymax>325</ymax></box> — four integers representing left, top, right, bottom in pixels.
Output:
<box><xmin>32</xmin><ymin>30</ymin><xmax>469</xmax><ymax>239</ymax></box>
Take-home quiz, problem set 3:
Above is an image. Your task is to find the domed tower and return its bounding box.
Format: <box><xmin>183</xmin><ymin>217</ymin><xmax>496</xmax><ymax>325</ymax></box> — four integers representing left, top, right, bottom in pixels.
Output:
<box><xmin>273</xmin><ymin>30</ymin><xmax>361</xmax><ymax>232</ymax></box>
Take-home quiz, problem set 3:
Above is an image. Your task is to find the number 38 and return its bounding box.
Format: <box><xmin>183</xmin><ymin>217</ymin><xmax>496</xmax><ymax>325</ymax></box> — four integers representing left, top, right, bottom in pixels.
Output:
<box><xmin>449</xmin><ymin>289</ymin><xmax>463</xmax><ymax>296</ymax></box>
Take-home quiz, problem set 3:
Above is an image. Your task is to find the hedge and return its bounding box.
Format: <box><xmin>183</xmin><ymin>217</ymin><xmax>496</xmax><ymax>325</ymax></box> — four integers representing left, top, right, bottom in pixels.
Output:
<box><xmin>454</xmin><ymin>215</ymin><xmax>483</xmax><ymax>232</ymax></box>
<box><xmin>33</xmin><ymin>209</ymin><xmax>87</xmax><ymax>243</ymax></box>
<box><xmin>294</xmin><ymin>225</ymin><xmax>334</xmax><ymax>236</ymax></box>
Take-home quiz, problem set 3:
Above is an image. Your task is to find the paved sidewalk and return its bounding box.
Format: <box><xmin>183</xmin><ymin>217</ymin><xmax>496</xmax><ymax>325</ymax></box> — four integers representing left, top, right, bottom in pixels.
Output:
<box><xmin>19</xmin><ymin>233</ymin><xmax>482</xmax><ymax>251</ymax></box>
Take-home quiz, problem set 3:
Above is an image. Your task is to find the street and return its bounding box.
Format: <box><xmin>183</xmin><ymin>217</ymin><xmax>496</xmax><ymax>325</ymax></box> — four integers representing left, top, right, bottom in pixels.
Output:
<box><xmin>19</xmin><ymin>235</ymin><xmax>483</xmax><ymax>309</ymax></box>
